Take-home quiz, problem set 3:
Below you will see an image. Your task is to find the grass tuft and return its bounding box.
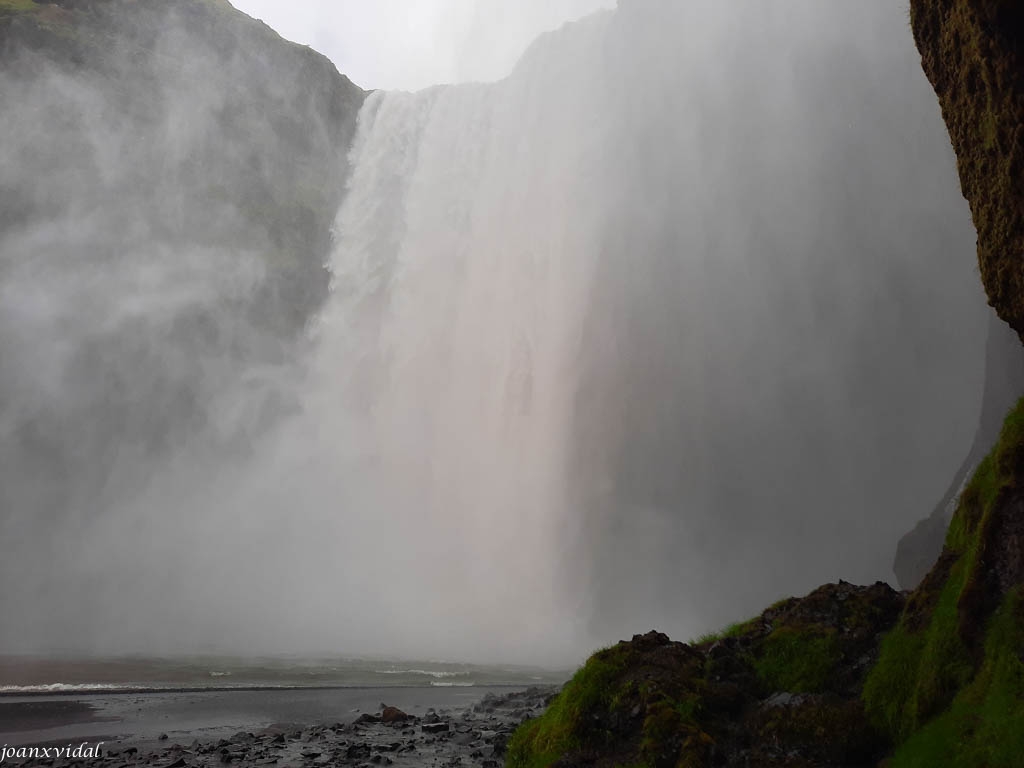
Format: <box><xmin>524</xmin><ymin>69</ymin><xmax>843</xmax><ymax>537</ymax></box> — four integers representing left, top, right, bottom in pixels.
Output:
<box><xmin>754</xmin><ymin>625</ymin><xmax>841</xmax><ymax>693</ymax></box>
<box><xmin>888</xmin><ymin>588</ymin><xmax>1024</xmax><ymax>767</ymax></box>
<box><xmin>506</xmin><ymin>644</ymin><xmax>632</xmax><ymax>768</ymax></box>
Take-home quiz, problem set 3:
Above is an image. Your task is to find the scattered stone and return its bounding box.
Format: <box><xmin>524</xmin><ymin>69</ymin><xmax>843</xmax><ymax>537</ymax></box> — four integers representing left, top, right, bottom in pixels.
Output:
<box><xmin>765</xmin><ymin>692</ymin><xmax>795</xmax><ymax>707</ymax></box>
<box><xmin>346</xmin><ymin>744</ymin><xmax>372</xmax><ymax>760</ymax></box>
<box><xmin>34</xmin><ymin>687</ymin><xmax>560</xmax><ymax>768</ymax></box>
<box><xmin>380</xmin><ymin>706</ymin><xmax>411</xmax><ymax>723</ymax></box>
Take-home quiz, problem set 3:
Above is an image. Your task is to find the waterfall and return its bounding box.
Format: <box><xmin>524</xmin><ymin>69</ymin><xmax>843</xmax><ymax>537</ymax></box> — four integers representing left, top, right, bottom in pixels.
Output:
<box><xmin>300</xmin><ymin>0</ymin><xmax>987</xmax><ymax>650</ymax></box>
<box><xmin>291</xmin><ymin>11</ymin><xmax>618</xmax><ymax>660</ymax></box>
<box><xmin>5</xmin><ymin>2</ymin><xmax>988</xmax><ymax>663</ymax></box>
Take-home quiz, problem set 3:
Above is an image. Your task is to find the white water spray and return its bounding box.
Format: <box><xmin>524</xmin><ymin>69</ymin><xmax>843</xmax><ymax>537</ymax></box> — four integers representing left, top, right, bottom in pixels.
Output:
<box><xmin>1</xmin><ymin>2</ymin><xmax>988</xmax><ymax>664</ymax></box>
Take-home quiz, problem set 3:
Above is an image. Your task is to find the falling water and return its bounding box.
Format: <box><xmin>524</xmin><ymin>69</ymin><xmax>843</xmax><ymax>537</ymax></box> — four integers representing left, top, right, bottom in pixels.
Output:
<box><xmin>1</xmin><ymin>2</ymin><xmax>989</xmax><ymax>664</ymax></box>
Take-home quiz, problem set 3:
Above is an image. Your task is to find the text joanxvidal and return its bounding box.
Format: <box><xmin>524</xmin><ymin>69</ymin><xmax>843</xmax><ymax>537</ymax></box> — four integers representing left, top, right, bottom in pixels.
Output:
<box><xmin>1</xmin><ymin>742</ymin><xmax>104</xmax><ymax>762</ymax></box>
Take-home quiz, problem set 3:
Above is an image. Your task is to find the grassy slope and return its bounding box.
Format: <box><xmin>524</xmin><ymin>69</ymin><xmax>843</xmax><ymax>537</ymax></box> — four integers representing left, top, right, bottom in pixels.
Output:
<box><xmin>507</xmin><ymin>402</ymin><xmax>1024</xmax><ymax>767</ymax></box>
<box><xmin>863</xmin><ymin>398</ymin><xmax>1024</xmax><ymax>765</ymax></box>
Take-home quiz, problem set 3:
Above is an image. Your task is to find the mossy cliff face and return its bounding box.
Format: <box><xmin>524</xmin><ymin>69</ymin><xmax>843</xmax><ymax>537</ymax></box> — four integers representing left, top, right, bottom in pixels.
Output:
<box><xmin>509</xmin><ymin>401</ymin><xmax>1024</xmax><ymax>767</ymax></box>
<box><xmin>909</xmin><ymin>1</ymin><xmax>1024</xmax><ymax>337</ymax></box>
<box><xmin>863</xmin><ymin>397</ymin><xmax>1024</xmax><ymax>766</ymax></box>
<box><xmin>869</xmin><ymin>6</ymin><xmax>1024</xmax><ymax>760</ymax></box>
<box><xmin>509</xmin><ymin>582</ymin><xmax>903</xmax><ymax>768</ymax></box>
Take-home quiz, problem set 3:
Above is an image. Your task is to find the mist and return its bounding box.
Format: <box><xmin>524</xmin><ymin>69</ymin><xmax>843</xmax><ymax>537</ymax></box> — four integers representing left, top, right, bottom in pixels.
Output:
<box><xmin>0</xmin><ymin>1</ymin><xmax>987</xmax><ymax>667</ymax></box>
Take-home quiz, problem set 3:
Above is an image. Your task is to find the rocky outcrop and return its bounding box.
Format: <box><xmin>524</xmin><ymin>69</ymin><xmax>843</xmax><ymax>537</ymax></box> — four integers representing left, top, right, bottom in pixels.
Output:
<box><xmin>897</xmin><ymin>1</ymin><xmax>1024</xmax><ymax>589</ymax></box>
<box><xmin>894</xmin><ymin>313</ymin><xmax>1024</xmax><ymax>588</ymax></box>
<box><xmin>909</xmin><ymin>1</ymin><xmax>1024</xmax><ymax>337</ymax></box>
<box><xmin>509</xmin><ymin>392</ymin><xmax>1024</xmax><ymax>766</ymax></box>
<box><xmin>509</xmin><ymin>583</ymin><xmax>903</xmax><ymax>768</ymax></box>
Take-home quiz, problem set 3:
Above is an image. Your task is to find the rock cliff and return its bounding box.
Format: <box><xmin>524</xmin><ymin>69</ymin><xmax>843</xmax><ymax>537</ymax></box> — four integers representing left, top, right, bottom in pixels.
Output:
<box><xmin>0</xmin><ymin>0</ymin><xmax>364</xmax><ymax>524</ymax></box>
<box><xmin>909</xmin><ymin>0</ymin><xmax>1024</xmax><ymax>337</ymax></box>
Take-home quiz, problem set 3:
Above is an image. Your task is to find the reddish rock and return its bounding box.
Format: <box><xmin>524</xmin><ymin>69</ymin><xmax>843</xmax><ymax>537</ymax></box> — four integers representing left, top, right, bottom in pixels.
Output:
<box><xmin>381</xmin><ymin>706</ymin><xmax>411</xmax><ymax>723</ymax></box>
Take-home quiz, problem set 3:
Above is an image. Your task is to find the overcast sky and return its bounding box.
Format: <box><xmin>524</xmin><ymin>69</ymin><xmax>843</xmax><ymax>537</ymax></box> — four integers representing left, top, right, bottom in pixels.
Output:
<box><xmin>230</xmin><ymin>0</ymin><xmax>615</xmax><ymax>91</ymax></box>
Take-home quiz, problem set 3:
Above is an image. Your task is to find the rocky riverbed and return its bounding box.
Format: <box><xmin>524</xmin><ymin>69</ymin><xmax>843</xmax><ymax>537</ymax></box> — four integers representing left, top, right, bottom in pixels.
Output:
<box><xmin>4</xmin><ymin>688</ymin><xmax>557</xmax><ymax>768</ymax></box>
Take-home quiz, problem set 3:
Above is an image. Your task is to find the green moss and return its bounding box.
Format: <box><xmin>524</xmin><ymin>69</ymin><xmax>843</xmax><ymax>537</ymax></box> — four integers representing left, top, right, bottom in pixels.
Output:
<box><xmin>754</xmin><ymin>625</ymin><xmax>841</xmax><ymax>693</ymax></box>
<box><xmin>507</xmin><ymin>644</ymin><xmax>632</xmax><ymax>768</ymax></box>
<box><xmin>889</xmin><ymin>589</ymin><xmax>1024</xmax><ymax>766</ymax></box>
<box><xmin>690</xmin><ymin>616</ymin><xmax>758</xmax><ymax>645</ymax></box>
<box><xmin>0</xmin><ymin>0</ymin><xmax>38</xmax><ymax>15</ymax></box>
<box><xmin>863</xmin><ymin>559</ymin><xmax>972</xmax><ymax>738</ymax></box>
<box><xmin>639</xmin><ymin>700</ymin><xmax>689</xmax><ymax>758</ymax></box>
<box><xmin>751</xmin><ymin>696</ymin><xmax>884</xmax><ymax>763</ymax></box>
<box><xmin>508</xmin><ymin>637</ymin><xmax>712</xmax><ymax>768</ymax></box>
<box><xmin>865</xmin><ymin>398</ymin><xmax>1024</xmax><ymax>744</ymax></box>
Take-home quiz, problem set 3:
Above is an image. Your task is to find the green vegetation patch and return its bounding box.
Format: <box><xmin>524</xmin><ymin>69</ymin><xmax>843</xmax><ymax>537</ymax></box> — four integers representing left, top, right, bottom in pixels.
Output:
<box><xmin>507</xmin><ymin>643</ymin><xmax>634</xmax><ymax>768</ymax></box>
<box><xmin>0</xmin><ymin>0</ymin><xmax>38</xmax><ymax>15</ymax></box>
<box><xmin>889</xmin><ymin>588</ymin><xmax>1024</xmax><ymax>767</ymax></box>
<box><xmin>865</xmin><ymin>397</ymin><xmax>1024</xmax><ymax>745</ymax></box>
<box><xmin>754</xmin><ymin>625</ymin><xmax>841</xmax><ymax>693</ymax></box>
<box><xmin>690</xmin><ymin>616</ymin><xmax>759</xmax><ymax>646</ymax></box>
<box><xmin>863</xmin><ymin>557</ymin><xmax>972</xmax><ymax>738</ymax></box>
<box><xmin>507</xmin><ymin>635</ymin><xmax>710</xmax><ymax>768</ymax></box>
